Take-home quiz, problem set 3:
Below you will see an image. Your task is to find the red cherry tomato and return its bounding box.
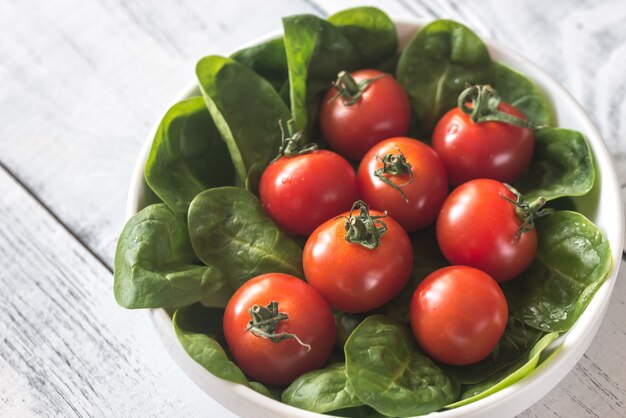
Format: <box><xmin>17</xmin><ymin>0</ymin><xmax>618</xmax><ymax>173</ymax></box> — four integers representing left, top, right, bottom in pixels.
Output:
<box><xmin>410</xmin><ymin>266</ymin><xmax>508</xmax><ymax>365</ymax></box>
<box><xmin>320</xmin><ymin>69</ymin><xmax>411</xmax><ymax>161</ymax></box>
<box><xmin>259</xmin><ymin>150</ymin><xmax>357</xmax><ymax>236</ymax></box>
<box><xmin>436</xmin><ymin>179</ymin><xmax>538</xmax><ymax>282</ymax></box>
<box><xmin>432</xmin><ymin>101</ymin><xmax>534</xmax><ymax>186</ymax></box>
<box><xmin>357</xmin><ymin>137</ymin><xmax>448</xmax><ymax>232</ymax></box>
<box><xmin>223</xmin><ymin>273</ymin><xmax>335</xmax><ymax>386</ymax></box>
<box><xmin>303</xmin><ymin>203</ymin><xmax>413</xmax><ymax>313</ymax></box>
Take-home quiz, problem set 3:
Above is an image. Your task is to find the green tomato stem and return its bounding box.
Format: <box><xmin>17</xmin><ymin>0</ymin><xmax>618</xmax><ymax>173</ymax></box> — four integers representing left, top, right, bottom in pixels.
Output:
<box><xmin>272</xmin><ymin>119</ymin><xmax>318</xmax><ymax>162</ymax></box>
<box><xmin>329</xmin><ymin>71</ymin><xmax>386</xmax><ymax>106</ymax></box>
<box><xmin>458</xmin><ymin>84</ymin><xmax>536</xmax><ymax>129</ymax></box>
<box><xmin>374</xmin><ymin>149</ymin><xmax>414</xmax><ymax>203</ymax></box>
<box><xmin>342</xmin><ymin>201</ymin><xmax>388</xmax><ymax>249</ymax></box>
<box><xmin>500</xmin><ymin>184</ymin><xmax>553</xmax><ymax>241</ymax></box>
<box><xmin>246</xmin><ymin>301</ymin><xmax>311</xmax><ymax>351</ymax></box>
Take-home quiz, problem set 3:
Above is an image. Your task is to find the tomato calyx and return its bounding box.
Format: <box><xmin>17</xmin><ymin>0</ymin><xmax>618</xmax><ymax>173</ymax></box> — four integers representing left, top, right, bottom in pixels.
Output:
<box><xmin>458</xmin><ymin>85</ymin><xmax>537</xmax><ymax>129</ymax></box>
<box><xmin>341</xmin><ymin>200</ymin><xmax>388</xmax><ymax>250</ymax></box>
<box><xmin>500</xmin><ymin>184</ymin><xmax>553</xmax><ymax>241</ymax></box>
<box><xmin>273</xmin><ymin>119</ymin><xmax>318</xmax><ymax>162</ymax></box>
<box><xmin>374</xmin><ymin>149</ymin><xmax>414</xmax><ymax>203</ymax></box>
<box><xmin>245</xmin><ymin>301</ymin><xmax>311</xmax><ymax>351</ymax></box>
<box><xmin>329</xmin><ymin>71</ymin><xmax>386</xmax><ymax>106</ymax></box>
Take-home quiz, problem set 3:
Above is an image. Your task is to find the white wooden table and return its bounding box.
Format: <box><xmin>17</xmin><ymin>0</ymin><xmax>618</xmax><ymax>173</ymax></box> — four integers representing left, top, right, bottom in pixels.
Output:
<box><xmin>1</xmin><ymin>0</ymin><xmax>625</xmax><ymax>416</ymax></box>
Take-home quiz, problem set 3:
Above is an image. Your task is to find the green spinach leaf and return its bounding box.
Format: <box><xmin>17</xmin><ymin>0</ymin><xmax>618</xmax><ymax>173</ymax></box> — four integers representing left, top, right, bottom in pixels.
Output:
<box><xmin>334</xmin><ymin>311</ymin><xmax>366</xmax><ymax>348</ymax></box>
<box><xmin>188</xmin><ymin>187</ymin><xmax>303</xmax><ymax>292</ymax></box>
<box><xmin>445</xmin><ymin>318</ymin><xmax>544</xmax><ymax>385</ymax></box>
<box><xmin>173</xmin><ymin>304</ymin><xmax>270</xmax><ymax>396</ymax></box>
<box><xmin>396</xmin><ymin>19</ymin><xmax>493</xmax><ymax>136</ymax></box>
<box><xmin>196</xmin><ymin>55</ymin><xmax>290</xmax><ymax>182</ymax></box>
<box><xmin>114</xmin><ymin>204</ymin><xmax>224</xmax><ymax>309</ymax></box>
<box><xmin>328</xmin><ymin>406</ymin><xmax>384</xmax><ymax>417</ymax></box>
<box><xmin>328</xmin><ymin>7</ymin><xmax>398</xmax><ymax>67</ymax></box>
<box><xmin>282</xmin><ymin>363</ymin><xmax>364</xmax><ymax>413</ymax></box>
<box><xmin>504</xmin><ymin>211</ymin><xmax>611</xmax><ymax>332</ymax></box>
<box><xmin>446</xmin><ymin>331</ymin><xmax>558</xmax><ymax>408</ymax></box>
<box><xmin>493</xmin><ymin>62</ymin><xmax>555</xmax><ymax>127</ymax></box>
<box><xmin>145</xmin><ymin>97</ymin><xmax>234</xmax><ymax>222</ymax></box>
<box><xmin>515</xmin><ymin>128</ymin><xmax>595</xmax><ymax>202</ymax></box>
<box><xmin>231</xmin><ymin>37</ymin><xmax>288</xmax><ymax>93</ymax></box>
<box><xmin>345</xmin><ymin>315</ymin><xmax>459</xmax><ymax>417</ymax></box>
<box><xmin>282</xmin><ymin>14</ymin><xmax>361</xmax><ymax>138</ymax></box>
<box><xmin>387</xmin><ymin>226</ymin><xmax>448</xmax><ymax>319</ymax></box>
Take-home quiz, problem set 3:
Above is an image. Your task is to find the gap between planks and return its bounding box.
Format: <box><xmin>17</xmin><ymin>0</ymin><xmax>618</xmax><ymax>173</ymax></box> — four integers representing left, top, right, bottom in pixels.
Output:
<box><xmin>0</xmin><ymin>160</ymin><xmax>113</xmax><ymax>273</ymax></box>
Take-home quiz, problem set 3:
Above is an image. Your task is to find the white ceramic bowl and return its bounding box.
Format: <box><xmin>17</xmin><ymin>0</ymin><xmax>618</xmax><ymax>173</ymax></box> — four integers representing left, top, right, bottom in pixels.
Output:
<box><xmin>126</xmin><ymin>17</ymin><xmax>624</xmax><ymax>418</ymax></box>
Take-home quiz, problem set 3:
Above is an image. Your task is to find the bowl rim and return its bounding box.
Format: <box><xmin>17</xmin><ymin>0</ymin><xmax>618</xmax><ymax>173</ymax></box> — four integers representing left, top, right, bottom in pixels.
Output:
<box><xmin>126</xmin><ymin>16</ymin><xmax>625</xmax><ymax>418</ymax></box>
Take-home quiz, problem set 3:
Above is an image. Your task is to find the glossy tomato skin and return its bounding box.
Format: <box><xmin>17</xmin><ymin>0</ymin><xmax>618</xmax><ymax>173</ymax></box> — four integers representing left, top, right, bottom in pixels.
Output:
<box><xmin>320</xmin><ymin>70</ymin><xmax>411</xmax><ymax>161</ymax></box>
<box><xmin>223</xmin><ymin>273</ymin><xmax>335</xmax><ymax>386</ymax></box>
<box><xmin>357</xmin><ymin>137</ymin><xmax>448</xmax><ymax>232</ymax></box>
<box><xmin>432</xmin><ymin>102</ymin><xmax>534</xmax><ymax>186</ymax></box>
<box><xmin>303</xmin><ymin>210</ymin><xmax>413</xmax><ymax>313</ymax></box>
<box><xmin>259</xmin><ymin>150</ymin><xmax>357</xmax><ymax>236</ymax></box>
<box><xmin>436</xmin><ymin>179</ymin><xmax>537</xmax><ymax>282</ymax></box>
<box><xmin>409</xmin><ymin>266</ymin><xmax>508</xmax><ymax>365</ymax></box>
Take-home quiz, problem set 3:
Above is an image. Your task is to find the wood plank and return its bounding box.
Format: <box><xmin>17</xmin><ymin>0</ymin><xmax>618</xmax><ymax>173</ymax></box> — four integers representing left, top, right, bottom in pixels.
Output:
<box><xmin>0</xmin><ymin>167</ymin><xmax>237</xmax><ymax>417</ymax></box>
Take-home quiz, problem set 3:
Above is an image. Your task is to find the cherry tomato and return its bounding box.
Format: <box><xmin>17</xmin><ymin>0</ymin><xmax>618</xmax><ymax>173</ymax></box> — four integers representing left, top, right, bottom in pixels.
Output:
<box><xmin>432</xmin><ymin>101</ymin><xmax>534</xmax><ymax>186</ymax></box>
<box><xmin>357</xmin><ymin>137</ymin><xmax>448</xmax><ymax>232</ymax></box>
<box><xmin>320</xmin><ymin>69</ymin><xmax>411</xmax><ymax>161</ymax></box>
<box><xmin>303</xmin><ymin>203</ymin><xmax>413</xmax><ymax>313</ymax></box>
<box><xmin>436</xmin><ymin>179</ymin><xmax>538</xmax><ymax>282</ymax></box>
<box><xmin>410</xmin><ymin>266</ymin><xmax>508</xmax><ymax>365</ymax></box>
<box><xmin>259</xmin><ymin>150</ymin><xmax>357</xmax><ymax>236</ymax></box>
<box><xmin>223</xmin><ymin>273</ymin><xmax>335</xmax><ymax>386</ymax></box>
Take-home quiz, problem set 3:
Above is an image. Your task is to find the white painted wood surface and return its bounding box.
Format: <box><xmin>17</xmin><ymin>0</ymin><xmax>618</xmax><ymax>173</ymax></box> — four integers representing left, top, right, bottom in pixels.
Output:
<box><xmin>0</xmin><ymin>0</ymin><xmax>624</xmax><ymax>417</ymax></box>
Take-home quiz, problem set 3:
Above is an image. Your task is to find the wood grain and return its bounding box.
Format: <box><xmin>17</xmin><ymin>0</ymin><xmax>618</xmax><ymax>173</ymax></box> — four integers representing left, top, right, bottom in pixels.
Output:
<box><xmin>0</xmin><ymin>165</ymin><xmax>242</xmax><ymax>417</ymax></box>
<box><xmin>0</xmin><ymin>0</ymin><xmax>624</xmax><ymax>416</ymax></box>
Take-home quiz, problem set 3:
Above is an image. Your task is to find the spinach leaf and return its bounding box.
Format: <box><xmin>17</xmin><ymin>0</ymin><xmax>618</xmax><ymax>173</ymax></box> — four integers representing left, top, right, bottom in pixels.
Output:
<box><xmin>173</xmin><ymin>304</ymin><xmax>271</xmax><ymax>396</ymax></box>
<box><xmin>328</xmin><ymin>406</ymin><xmax>384</xmax><ymax>417</ymax></box>
<box><xmin>328</xmin><ymin>7</ymin><xmax>398</xmax><ymax>67</ymax></box>
<box><xmin>446</xmin><ymin>331</ymin><xmax>558</xmax><ymax>408</ymax></box>
<box><xmin>376</xmin><ymin>53</ymin><xmax>400</xmax><ymax>74</ymax></box>
<box><xmin>244</xmin><ymin>162</ymin><xmax>263</xmax><ymax>196</ymax></box>
<box><xmin>547</xmin><ymin>196</ymin><xmax>577</xmax><ymax>212</ymax></box>
<box><xmin>445</xmin><ymin>318</ymin><xmax>544</xmax><ymax>385</ymax></box>
<box><xmin>345</xmin><ymin>315</ymin><xmax>459</xmax><ymax>417</ymax></box>
<box><xmin>504</xmin><ymin>211</ymin><xmax>611</xmax><ymax>332</ymax></box>
<box><xmin>196</xmin><ymin>55</ymin><xmax>290</xmax><ymax>182</ymax></box>
<box><xmin>334</xmin><ymin>311</ymin><xmax>366</xmax><ymax>348</ymax></box>
<box><xmin>282</xmin><ymin>14</ymin><xmax>361</xmax><ymax>138</ymax></box>
<box><xmin>114</xmin><ymin>204</ymin><xmax>224</xmax><ymax>309</ymax></box>
<box><xmin>188</xmin><ymin>187</ymin><xmax>303</xmax><ymax>292</ymax></box>
<box><xmin>145</xmin><ymin>97</ymin><xmax>234</xmax><ymax>222</ymax></box>
<box><xmin>493</xmin><ymin>62</ymin><xmax>555</xmax><ymax>127</ymax></box>
<box><xmin>387</xmin><ymin>226</ymin><xmax>448</xmax><ymax>319</ymax></box>
<box><xmin>515</xmin><ymin>128</ymin><xmax>595</xmax><ymax>202</ymax></box>
<box><xmin>282</xmin><ymin>363</ymin><xmax>364</xmax><ymax>413</ymax></box>
<box><xmin>396</xmin><ymin>20</ymin><xmax>493</xmax><ymax>136</ymax></box>
<box><xmin>231</xmin><ymin>37</ymin><xmax>288</xmax><ymax>93</ymax></box>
